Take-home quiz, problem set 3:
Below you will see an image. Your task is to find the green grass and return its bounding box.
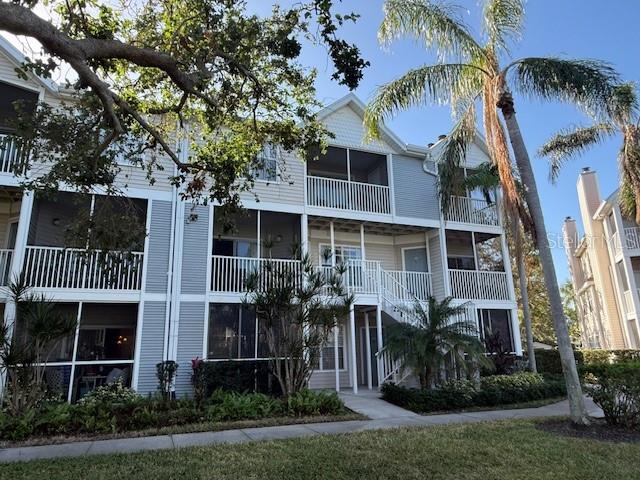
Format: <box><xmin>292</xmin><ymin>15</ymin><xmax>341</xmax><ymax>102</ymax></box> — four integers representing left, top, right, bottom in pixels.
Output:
<box><xmin>3</xmin><ymin>419</ymin><xmax>640</xmax><ymax>479</ymax></box>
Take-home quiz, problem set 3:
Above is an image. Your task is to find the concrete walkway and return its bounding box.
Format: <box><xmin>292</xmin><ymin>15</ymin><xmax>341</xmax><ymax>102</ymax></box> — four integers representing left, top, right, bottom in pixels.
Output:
<box><xmin>0</xmin><ymin>396</ymin><xmax>603</xmax><ymax>464</ymax></box>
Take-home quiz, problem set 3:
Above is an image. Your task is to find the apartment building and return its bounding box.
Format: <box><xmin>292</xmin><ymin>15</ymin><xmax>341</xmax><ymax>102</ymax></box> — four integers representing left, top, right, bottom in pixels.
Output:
<box><xmin>0</xmin><ymin>36</ymin><xmax>521</xmax><ymax>401</ymax></box>
<box><xmin>563</xmin><ymin>167</ymin><xmax>640</xmax><ymax>350</ymax></box>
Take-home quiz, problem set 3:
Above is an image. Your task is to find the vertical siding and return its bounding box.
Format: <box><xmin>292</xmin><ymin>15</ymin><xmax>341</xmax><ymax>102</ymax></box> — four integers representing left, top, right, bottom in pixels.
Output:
<box><xmin>392</xmin><ymin>154</ymin><xmax>440</xmax><ymax>220</ymax></box>
<box><xmin>429</xmin><ymin>234</ymin><xmax>445</xmax><ymax>299</ymax></box>
<box><xmin>145</xmin><ymin>200</ymin><xmax>172</xmax><ymax>293</ymax></box>
<box><xmin>137</xmin><ymin>301</ymin><xmax>166</xmax><ymax>395</ymax></box>
<box><xmin>181</xmin><ymin>204</ymin><xmax>210</xmax><ymax>294</ymax></box>
<box><xmin>174</xmin><ymin>302</ymin><xmax>206</xmax><ymax>396</ymax></box>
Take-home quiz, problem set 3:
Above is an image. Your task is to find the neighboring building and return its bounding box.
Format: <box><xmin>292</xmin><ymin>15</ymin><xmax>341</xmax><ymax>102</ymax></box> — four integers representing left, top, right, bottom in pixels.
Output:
<box><xmin>0</xmin><ymin>36</ymin><xmax>521</xmax><ymax>400</ymax></box>
<box><xmin>563</xmin><ymin>167</ymin><xmax>640</xmax><ymax>350</ymax></box>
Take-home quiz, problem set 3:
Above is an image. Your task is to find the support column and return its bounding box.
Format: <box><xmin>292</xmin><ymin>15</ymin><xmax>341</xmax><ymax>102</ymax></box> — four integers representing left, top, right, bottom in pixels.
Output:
<box><xmin>301</xmin><ymin>213</ymin><xmax>308</xmax><ymax>257</ymax></box>
<box><xmin>376</xmin><ymin>303</ymin><xmax>383</xmax><ymax>386</ymax></box>
<box><xmin>329</xmin><ymin>221</ymin><xmax>336</xmax><ymax>267</ymax></box>
<box><xmin>334</xmin><ymin>322</ymin><xmax>340</xmax><ymax>392</ymax></box>
<box><xmin>365</xmin><ymin>312</ymin><xmax>372</xmax><ymax>390</ymax></box>
<box><xmin>510</xmin><ymin>307</ymin><xmax>523</xmax><ymax>356</ymax></box>
<box><xmin>360</xmin><ymin>224</ymin><xmax>366</xmax><ymax>260</ymax></box>
<box><xmin>349</xmin><ymin>305</ymin><xmax>358</xmax><ymax>394</ymax></box>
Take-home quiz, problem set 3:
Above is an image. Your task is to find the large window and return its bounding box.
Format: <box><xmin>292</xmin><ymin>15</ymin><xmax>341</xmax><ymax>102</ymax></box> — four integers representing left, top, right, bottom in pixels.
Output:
<box><xmin>314</xmin><ymin>325</ymin><xmax>346</xmax><ymax>371</ymax></box>
<box><xmin>478</xmin><ymin>309</ymin><xmax>514</xmax><ymax>352</ymax></box>
<box><xmin>13</xmin><ymin>302</ymin><xmax>138</xmax><ymax>402</ymax></box>
<box><xmin>208</xmin><ymin>304</ymin><xmax>266</xmax><ymax>360</ymax></box>
<box><xmin>320</xmin><ymin>244</ymin><xmax>362</xmax><ymax>266</ymax></box>
<box><xmin>252</xmin><ymin>144</ymin><xmax>279</xmax><ymax>182</ymax></box>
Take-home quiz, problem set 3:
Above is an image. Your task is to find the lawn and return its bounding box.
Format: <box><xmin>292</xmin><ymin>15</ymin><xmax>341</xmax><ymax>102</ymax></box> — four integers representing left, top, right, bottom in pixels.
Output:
<box><xmin>2</xmin><ymin>419</ymin><xmax>640</xmax><ymax>480</ymax></box>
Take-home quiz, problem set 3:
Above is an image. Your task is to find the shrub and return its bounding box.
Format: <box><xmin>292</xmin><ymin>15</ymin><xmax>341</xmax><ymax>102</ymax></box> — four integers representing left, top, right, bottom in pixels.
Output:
<box><xmin>206</xmin><ymin>389</ymin><xmax>282</xmax><ymax>421</ymax></box>
<box><xmin>78</xmin><ymin>380</ymin><xmax>142</xmax><ymax>407</ymax></box>
<box><xmin>156</xmin><ymin>360</ymin><xmax>178</xmax><ymax>402</ymax></box>
<box><xmin>381</xmin><ymin>372</ymin><xmax>566</xmax><ymax>413</ymax></box>
<box><xmin>582</xmin><ymin>362</ymin><xmax>640</xmax><ymax>429</ymax></box>
<box><xmin>195</xmin><ymin>360</ymin><xmax>282</xmax><ymax>397</ymax></box>
<box><xmin>285</xmin><ymin>389</ymin><xmax>344</xmax><ymax>416</ymax></box>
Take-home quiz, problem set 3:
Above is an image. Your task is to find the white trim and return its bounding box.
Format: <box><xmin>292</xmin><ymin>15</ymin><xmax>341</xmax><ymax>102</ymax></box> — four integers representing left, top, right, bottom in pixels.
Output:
<box><xmin>401</xmin><ymin>245</ymin><xmax>430</xmax><ymax>273</ymax></box>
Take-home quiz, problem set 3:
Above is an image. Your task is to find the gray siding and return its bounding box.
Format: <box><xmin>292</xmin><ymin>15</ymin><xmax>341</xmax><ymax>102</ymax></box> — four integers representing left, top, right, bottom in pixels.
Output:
<box><xmin>309</xmin><ymin>371</ymin><xmax>351</xmax><ymax>390</ymax></box>
<box><xmin>181</xmin><ymin>205</ymin><xmax>210</xmax><ymax>294</ymax></box>
<box><xmin>174</xmin><ymin>302</ymin><xmax>205</xmax><ymax>396</ymax></box>
<box><xmin>146</xmin><ymin>200</ymin><xmax>173</xmax><ymax>293</ymax></box>
<box><xmin>392</xmin><ymin>154</ymin><xmax>439</xmax><ymax>220</ymax></box>
<box><xmin>429</xmin><ymin>234</ymin><xmax>446</xmax><ymax>300</ymax></box>
<box><xmin>137</xmin><ymin>301</ymin><xmax>166</xmax><ymax>395</ymax></box>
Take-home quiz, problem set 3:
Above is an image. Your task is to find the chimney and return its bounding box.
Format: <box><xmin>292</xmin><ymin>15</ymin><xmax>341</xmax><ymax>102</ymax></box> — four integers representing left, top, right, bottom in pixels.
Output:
<box><xmin>562</xmin><ymin>217</ymin><xmax>579</xmax><ymax>256</ymax></box>
<box><xmin>576</xmin><ymin>167</ymin><xmax>601</xmax><ymax>227</ymax></box>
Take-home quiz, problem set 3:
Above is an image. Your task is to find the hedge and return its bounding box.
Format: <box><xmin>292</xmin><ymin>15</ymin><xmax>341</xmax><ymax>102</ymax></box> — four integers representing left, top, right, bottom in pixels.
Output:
<box><xmin>532</xmin><ymin>349</ymin><xmax>640</xmax><ymax>375</ymax></box>
<box><xmin>381</xmin><ymin>372</ymin><xmax>566</xmax><ymax>413</ymax></box>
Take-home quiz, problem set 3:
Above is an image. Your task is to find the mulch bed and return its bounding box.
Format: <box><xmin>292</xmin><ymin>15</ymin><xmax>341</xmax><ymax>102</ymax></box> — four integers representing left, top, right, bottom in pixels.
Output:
<box><xmin>537</xmin><ymin>417</ymin><xmax>640</xmax><ymax>443</ymax></box>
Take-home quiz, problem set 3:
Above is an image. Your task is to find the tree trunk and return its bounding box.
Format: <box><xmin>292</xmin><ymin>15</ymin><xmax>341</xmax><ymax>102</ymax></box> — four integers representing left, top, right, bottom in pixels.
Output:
<box><xmin>514</xmin><ymin>224</ymin><xmax>537</xmax><ymax>372</ymax></box>
<box><xmin>497</xmin><ymin>91</ymin><xmax>589</xmax><ymax>424</ymax></box>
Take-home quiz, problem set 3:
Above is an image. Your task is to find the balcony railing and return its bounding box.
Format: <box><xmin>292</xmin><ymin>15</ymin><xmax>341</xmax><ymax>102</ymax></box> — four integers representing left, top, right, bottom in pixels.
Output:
<box><xmin>625</xmin><ymin>227</ymin><xmax>640</xmax><ymax>250</ymax></box>
<box><xmin>449</xmin><ymin>269</ymin><xmax>510</xmax><ymax>301</ymax></box>
<box><xmin>0</xmin><ymin>134</ymin><xmax>29</xmax><ymax>174</ymax></box>
<box><xmin>211</xmin><ymin>255</ymin><xmax>302</xmax><ymax>293</ymax></box>
<box><xmin>306</xmin><ymin>175</ymin><xmax>391</xmax><ymax>214</ymax></box>
<box><xmin>445</xmin><ymin>195</ymin><xmax>499</xmax><ymax>226</ymax></box>
<box><xmin>0</xmin><ymin>249</ymin><xmax>12</xmax><ymax>286</ymax></box>
<box><xmin>23</xmin><ymin>246</ymin><xmax>144</xmax><ymax>290</ymax></box>
<box><xmin>384</xmin><ymin>271</ymin><xmax>432</xmax><ymax>301</ymax></box>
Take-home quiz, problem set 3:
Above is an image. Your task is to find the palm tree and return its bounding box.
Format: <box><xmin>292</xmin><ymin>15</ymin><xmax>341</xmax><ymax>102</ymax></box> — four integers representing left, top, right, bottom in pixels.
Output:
<box><xmin>385</xmin><ymin>297</ymin><xmax>489</xmax><ymax>389</ymax></box>
<box><xmin>364</xmin><ymin>0</ymin><xmax>619</xmax><ymax>423</ymax></box>
<box><xmin>463</xmin><ymin>163</ymin><xmax>536</xmax><ymax>372</ymax></box>
<box><xmin>540</xmin><ymin>83</ymin><xmax>640</xmax><ymax>222</ymax></box>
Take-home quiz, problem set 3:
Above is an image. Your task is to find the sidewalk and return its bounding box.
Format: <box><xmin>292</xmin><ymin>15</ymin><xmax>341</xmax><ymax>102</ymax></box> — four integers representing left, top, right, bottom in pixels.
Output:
<box><xmin>0</xmin><ymin>397</ymin><xmax>603</xmax><ymax>464</ymax></box>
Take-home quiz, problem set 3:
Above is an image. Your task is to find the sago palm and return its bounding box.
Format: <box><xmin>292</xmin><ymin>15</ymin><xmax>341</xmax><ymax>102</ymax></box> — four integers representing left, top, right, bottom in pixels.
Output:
<box><xmin>364</xmin><ymin>0</ymin><xmax>619</xmax><ymax>423</ymax></box>
<box><xmin>540</xmin><ymin>83</ymin><xmax>640</xmax><ymax>222</ymax></box>
<box><xmin>385</xmin><ymin>296</ymin><xmax>489</xmax><ymax>389</ymax></box>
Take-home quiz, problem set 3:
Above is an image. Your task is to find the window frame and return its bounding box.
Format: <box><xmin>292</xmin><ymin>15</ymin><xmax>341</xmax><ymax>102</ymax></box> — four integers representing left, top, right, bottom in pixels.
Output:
<box><xmin>253</xmin><ymin>144</ymin><xmax>280</xmax><ymax>183</ymax></box>
<box><xmin>315</xmin><ymin>324</ymin><xmax>348</xmax><ymax>372</ymax></box>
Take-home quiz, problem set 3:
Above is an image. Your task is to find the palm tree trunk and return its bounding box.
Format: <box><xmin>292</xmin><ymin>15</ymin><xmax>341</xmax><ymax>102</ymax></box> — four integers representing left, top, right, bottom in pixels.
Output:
<box><xmin>514</xmin><ymin>224</ymin><xmax>537</xmax><ymax>372</ymax></box>
<box><xmin>497</xmin><ymin>91</ymin><xmax>589</xmax><ymax>424</ymax></box>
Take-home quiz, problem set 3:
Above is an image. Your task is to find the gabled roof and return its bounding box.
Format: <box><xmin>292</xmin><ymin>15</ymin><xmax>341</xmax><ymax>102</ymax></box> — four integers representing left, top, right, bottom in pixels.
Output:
<box><xmin>0</xmin><ymin>34</ymin><xmax>59</xmax><ymax>94</ymax></box>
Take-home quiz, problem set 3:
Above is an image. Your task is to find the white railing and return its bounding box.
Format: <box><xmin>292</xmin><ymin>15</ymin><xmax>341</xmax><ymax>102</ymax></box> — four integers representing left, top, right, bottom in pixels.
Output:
<box><xmin>0</xmin><ymin>249</ymin><xmax>12</xmax><ymax>286</ymax></box>
<box><xmin>306</xmin><ymin>175</ymin><xmax>391</xmax><ymax>214</ymax></box>
<box><xmin>449</xmin><ymin>269</ymin><xmax>511</xmax><ymax>301</ymax></box>
<box><xmin>445</xmin><ymin>195</ymin><xmax>499</xmax><ymax>226</ymax></box>
<box><xmin>380</xmin><ymin>269</ymin><xmax>424</xmax><ymax>325</ymax></box>
<box><xmin>211</xmin><ymin>255</ymin><xmax>302</xmax><ymax>293</ymax></box>
<box><xmin>624</xmin><ymin>227</ymin><xmax>640</xmax><ymax>250</ymax></box>
<box><xmin>375</xmin><ymin>347</ymin><xmax>409</xmax><ymax>385</ymax></box>
<box><xmin>342</xmin><ymin>259</ymin><xmax>379</xmax><ymax>294</ymax></box>
<box><xmin>0</xmin><ymin>134</ymin><xmax>29</xmax><ymax>174</ymax></box>
<box><xmin>23</xmin><ymin>246</ymin><xmax>143</xmax><ymax>290</ymax></box>
<box><xmin>386</xmin><ymin>271</ymin><xmax>432</xmax><ymax>301</ymax></box>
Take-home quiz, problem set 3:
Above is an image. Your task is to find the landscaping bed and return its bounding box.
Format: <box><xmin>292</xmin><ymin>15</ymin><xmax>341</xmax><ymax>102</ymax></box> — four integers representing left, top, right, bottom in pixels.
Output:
<box><xmin>538</xmin><ymin>418</ymin><xmax>640</xmax><ymax>444</ymax></box>
<box><xmin>0</xmin><ymin>383</ymin><xmax>353</xmax><ymax>445</ymax></box>
<box><xmin>381</xmin><ymin>372</ymin><xmax>566</xmax><ymax>414</ymax></box>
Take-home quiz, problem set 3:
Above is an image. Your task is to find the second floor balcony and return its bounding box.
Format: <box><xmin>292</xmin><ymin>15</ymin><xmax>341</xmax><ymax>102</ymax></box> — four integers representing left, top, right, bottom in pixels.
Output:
<box><xmin>445</xmin><ymin>195</ymin><xmax>499</xmax><ymax>227</ymax></box>
<box><xmin>0</xmin><ymin>134</ymin><xmax>29</xmax><ymax>175</ymax></box>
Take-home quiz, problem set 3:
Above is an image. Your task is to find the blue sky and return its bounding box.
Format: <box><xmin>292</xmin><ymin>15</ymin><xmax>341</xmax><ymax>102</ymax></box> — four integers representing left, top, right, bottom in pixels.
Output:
<box><xmin>252</xmin><ymin>0</ymin><xmax>640</xmax><ymax>283</ymax></box>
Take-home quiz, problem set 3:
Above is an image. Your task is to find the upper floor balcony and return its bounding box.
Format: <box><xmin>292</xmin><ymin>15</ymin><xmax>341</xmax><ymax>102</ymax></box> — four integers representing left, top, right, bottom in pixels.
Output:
<box><xmin>0</xmin><ymin>190</ymin><xmax>146</xmax><ymax>291</ymax></box>
<box><xmin>445</xmin><ymin>195</ymin><xmax>499</xmax><ymax>227</ymax></box>
<box><xmin>0</xmin><ymin>134</ymin><xmax>29</xmax><ymax>175</ymax></box>
<box><xmin>306</xmin><ymin>146</ymin><xmax>391</xmax><ymax>215</ymax></box>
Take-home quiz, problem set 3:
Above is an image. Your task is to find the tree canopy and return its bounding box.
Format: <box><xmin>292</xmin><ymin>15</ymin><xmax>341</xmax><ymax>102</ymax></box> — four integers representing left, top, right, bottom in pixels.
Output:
<box><xmin>0</xmin><ymin>0</ymin><xmax>368</xmax><ymax>212</ymax></box>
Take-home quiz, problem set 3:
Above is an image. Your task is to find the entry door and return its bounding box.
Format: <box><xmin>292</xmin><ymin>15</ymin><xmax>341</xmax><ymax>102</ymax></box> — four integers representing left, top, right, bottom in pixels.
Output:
<box><xmin>359</xmin><ymin>327</ymin><xmax>379</xmax><ymax>387</ymax></box>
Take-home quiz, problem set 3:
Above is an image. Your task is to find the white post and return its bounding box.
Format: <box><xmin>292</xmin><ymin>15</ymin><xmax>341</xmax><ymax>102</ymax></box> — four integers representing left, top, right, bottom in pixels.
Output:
<box><xmin>67</xmin><ymin>302</ymin><xmax>83</xmax><ymax>403</ymax></box>
<box><xmin>365</xmin><ymin>312</ymin><xmax>372</xmax><ymax>390</ymax></box>
<box><xmin>334</xmin><ymin>322</ymin><xmax>340</xmax><ymax>392</ymax></box>
<box><xmin>510</xmin><ymin>307</ymin><xmax>523</xmax><ymax>356</ymax></box>
<box><xmin>256</xmin><ymin>210</ymin><xmax>261</xmax><ymax>259</ymax></box>
<box><xmin>360</xmin><ymin>223</ymin><xmax>366</xmax><ymax>260</ymax></box>
<box><xmin>301</xmin><ymin>213</ymin><xmax>308</xmax><ymax>257</ymax></box>
<box><xmin>376</xmin><ymin>303</ymin><xmax>383</xmax><ymax>386</ymax></box>
<box><xmin>329</xmin><ymin>221</ymin><xmax>336</xmax><ymax>267</ymax></box>
<box><xmin>349</xmin><ymin>305</ymin><xmax>358</xmax><ymax>394</ymax></box>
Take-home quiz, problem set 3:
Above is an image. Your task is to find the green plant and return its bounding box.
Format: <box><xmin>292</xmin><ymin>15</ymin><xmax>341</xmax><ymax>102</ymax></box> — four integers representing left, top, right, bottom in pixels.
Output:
<box><xmin>78</xmin><ymin>380</ymin><xmax>142</xmax><ymax>406</ymax></box>
<box><xmin>206</xmin><ymin>389</ymin><xmax>282</xmax><ymax>422</ymax></box>
<box><xmin>385</xmin><ymin>297</ymin><xmax>491</xmax><ymax>389</ymax></box>
<box><xmin>285</xmin><ymin>389</ymin><xmax>344</xmax><ymax>416</ymax></box>
<box><xmin>191</xmin><ymin>357</ymin><xmax>206</xmax><ymax>408</ymax></box>
<box><xmin>582</xmin><ymin>362</ymin><xmax>640</xmax><ymax>429</ymax></box>
<box><xmin>156</xmin><ymin>360</ymin><xmax>178</xmax><ymax>402</ymax></box>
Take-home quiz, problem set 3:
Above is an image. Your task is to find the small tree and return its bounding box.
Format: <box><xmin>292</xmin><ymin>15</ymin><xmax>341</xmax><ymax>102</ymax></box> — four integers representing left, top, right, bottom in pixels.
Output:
<box><xmin>244</xmin><ymin>252</ymin><xmax>352</xmax><ymax>398</ymax></box>
<box><xmin>385</xmin><ymin>297</ymin><xmax>490</xmax><ymax>389</ymax></box>
<box><xmin>156</xmin><ymin>360</ymin><xmax>178</xmax><ymax>402</ymax></box>
<box><xmin>0</xmin><ymin>277</ymin><xmax>77</xmax><ymax>414</ymax></box>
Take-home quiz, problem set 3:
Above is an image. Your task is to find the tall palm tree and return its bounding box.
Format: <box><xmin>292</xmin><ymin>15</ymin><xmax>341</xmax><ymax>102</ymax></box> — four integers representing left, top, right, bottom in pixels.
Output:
<box><xmin>540</xmin><ymin>83</ymin><xmax>640</xmax><ymax>222</ymax></box>
<box><xmin>463</xmin><ymin>163</ymin><xmax>536</xmax><ymax>372</ymax></box>
<box><xmin>364</xmin><ymin>0</ymin><xmax>619</xmax><ymax>423</ymax></box>
<box><xmin>385</xmin><ymin>297</ymin><xmax>489</xmax><ymax>389</ymax></box>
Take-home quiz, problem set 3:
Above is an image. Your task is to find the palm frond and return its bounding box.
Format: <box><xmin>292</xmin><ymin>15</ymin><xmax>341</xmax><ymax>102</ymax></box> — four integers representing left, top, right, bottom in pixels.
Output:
<box><xmin>609</xmin><ymin>83</ymin><xmax>639</xmax><ymax>125</ymax></box>
<box><xmin>508</xmin><ymin>58</ymin><xmax>620</xmax><ymax>117</ymax></box>
<box><xmin>482</xmin><ymin>0</ymin><xmax>525</xmax><ymax>52</ymax></box>
<box><xmin>538</xmin><ymin>123</ymin><xmax>615</xmax><ymax>182</ymax></box>
<box><xmin>364</xmin><ymin>63</ymin><xmax>481</xmax><ymax>139</ymax></box>
<box><xmin>379</xmin><ymin>0</ymin><xmax>486</xmax><ymax>62</ymax></box>
<box><xmin>436</xmin><ymin>104</ymin><xmax>477</xmax><ymax>213</ymax></box>
<box><xmin>462</xmin><ymin>161</ymin><xmax>500</xmax><ymax>203</ymax></box>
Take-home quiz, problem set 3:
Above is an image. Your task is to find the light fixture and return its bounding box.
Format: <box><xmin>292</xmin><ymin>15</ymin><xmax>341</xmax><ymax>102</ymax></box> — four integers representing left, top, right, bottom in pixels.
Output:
<box><xmin>52</xmin><ymin>218</ymin><xmax>61</xmax><ymax>226</ymax></box>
